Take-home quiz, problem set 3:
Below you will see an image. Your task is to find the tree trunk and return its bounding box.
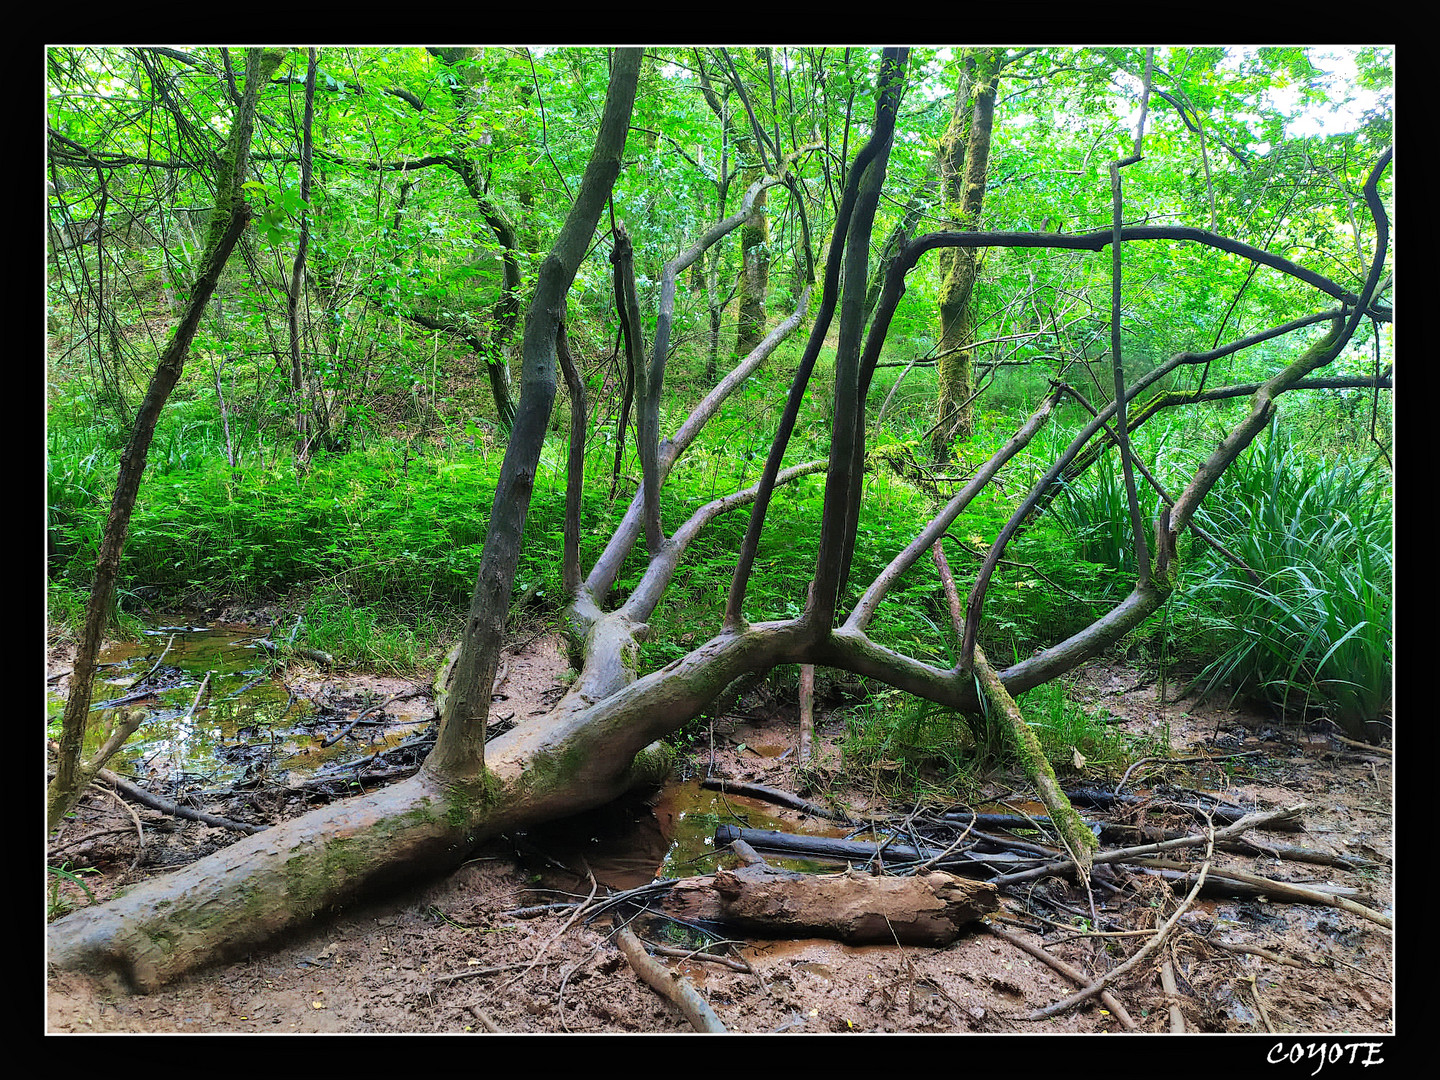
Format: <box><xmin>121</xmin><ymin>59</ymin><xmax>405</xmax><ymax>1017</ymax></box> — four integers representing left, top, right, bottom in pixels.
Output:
<box><xmin>429</xmin><ymin>49</ymin><xmax>642</xmax><ymax>780</ymax></box>
<box><xmin>736</xmin><ymin>167</ymin><xmax>769</xmax><ymax>355</ymax></box>
<box><xmin>933</xmin><ymin>51</ymin><xmax>999</xmax><ymax>462</ymax></box>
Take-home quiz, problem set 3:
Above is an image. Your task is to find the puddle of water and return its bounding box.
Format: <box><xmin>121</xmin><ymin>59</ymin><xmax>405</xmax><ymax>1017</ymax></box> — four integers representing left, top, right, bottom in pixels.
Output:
<box><xmin>47</xmin><ymin>619</ymin><xmax>422</xmax><ymax>788</ymax></box>
<box><xmin>653</xmin><ymin>777</ymin><xmax>849</xmax><ymax>877</ymax></box>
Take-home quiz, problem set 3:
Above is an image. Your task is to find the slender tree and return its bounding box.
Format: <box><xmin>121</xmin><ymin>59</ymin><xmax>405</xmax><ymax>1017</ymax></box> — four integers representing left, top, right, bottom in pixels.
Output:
<box><xmin>932</xmin><ymin>49</ymin><xmax>1000</xmax><ymax>460</ymax></box>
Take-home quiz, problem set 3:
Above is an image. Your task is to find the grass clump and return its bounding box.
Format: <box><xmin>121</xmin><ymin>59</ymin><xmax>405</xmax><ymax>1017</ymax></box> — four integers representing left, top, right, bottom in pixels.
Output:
<box><xmin>1187</xmin><ymin>424</ymin><xmax>1392</xmax><ymax>741</ymax></box>
<box><xmin>838</xmin><ymin>679</ymin><xmax>1166</xmax><ymax>802</ymax></box>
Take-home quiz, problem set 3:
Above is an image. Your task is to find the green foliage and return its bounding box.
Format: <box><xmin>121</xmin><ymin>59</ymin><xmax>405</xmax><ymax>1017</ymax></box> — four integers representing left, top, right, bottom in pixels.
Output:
<box><xmin>1050</xmin><ymin>452</ymin><xmax>1144</xmax><ymax>576</ymax></box>
<box><xmin>47</xmin><ymin>862</ymin><xmax>100</xmax><ymax>921</ymax></box>
<box><xmin>1188</xmin><ymin>424</ymin><xmax>1392</xmax><ymax>738</ymax></box>
<box><xmin>839</xmin><ymin>688</ymin><xmax>986</xmax><ymax>801</ymax></box>
<box><xmin>301</xmin><ymin>591</ymin><xmax>457</xmax><ymax>675</ymax></box>
<box><xmin>1015</xmin><ymin>680</ymin><xmax>1169</xmax><ymax>774</ymax></box>
<box><xmin>839</xmin><ymin>678</ymin><xmax>1165</xmax><ymax>800</ymax></box>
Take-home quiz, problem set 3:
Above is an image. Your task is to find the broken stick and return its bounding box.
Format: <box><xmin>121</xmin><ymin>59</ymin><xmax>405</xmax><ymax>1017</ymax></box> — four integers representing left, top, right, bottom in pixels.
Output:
<box><xmin>614</xmin><ymin>924</ymin><xmax>727</xmax><ymax>1033</ymax></box>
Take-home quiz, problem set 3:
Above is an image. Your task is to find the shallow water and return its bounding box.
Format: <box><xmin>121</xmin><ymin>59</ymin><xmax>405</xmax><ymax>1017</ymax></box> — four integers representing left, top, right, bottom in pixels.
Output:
<box><xmin>49</xmin><ymin>620</ymin><xmax>420</xmax><ymax>789</ymax></box>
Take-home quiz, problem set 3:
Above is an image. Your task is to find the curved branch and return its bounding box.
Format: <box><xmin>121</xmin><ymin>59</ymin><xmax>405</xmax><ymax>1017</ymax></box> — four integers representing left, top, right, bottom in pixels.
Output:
<box><xmin>902</xmin><ymin>226</ymin><xmax>1390</xmax><ymax>319</ymax></box>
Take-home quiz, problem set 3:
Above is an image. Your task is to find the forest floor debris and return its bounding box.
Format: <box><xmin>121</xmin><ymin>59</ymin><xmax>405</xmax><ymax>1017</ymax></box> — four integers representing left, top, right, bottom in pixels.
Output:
<box><xmin>45</xmin><ymin>630</ymin><xmax>1393</xmax><ymax>1034</ymax></box>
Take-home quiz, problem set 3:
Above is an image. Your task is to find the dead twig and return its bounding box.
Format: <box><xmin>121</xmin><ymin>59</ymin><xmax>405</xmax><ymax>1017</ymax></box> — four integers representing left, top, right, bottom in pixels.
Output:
<box><xmin>1115</xmin><ymin>750</ymin><xmax>1264</xmax><ymax>794</ymax></box>
<box><xmin>97</xmin><ymin>768</ymin><xmax>266</xmax><ymax>834</ymax></box>
<box><xmin>1019</xmin><ymin>820</ymin><xmax>1214</xmax><ymax>1022</ymax></box>
<box><xmin>648</xmin><ymin>943</ymin><xmax>753</xmax><ymax>973</ymax></box>
<box><xmin>102</xmin><ymin>785</ymin><xmax>145</xmax><ymax>870</ymax></box>
<box><xmin>1208</xmin><ymin>940</ymin><xmax>1305</xmax><ymax>969</ymax></box>
<box><xmin>436</xmin><ymin>959</ymin><xmax>563</xmax><ymax>984</ymax></box>
<box><xmin>320</xmin><ymin>689</ymin><xmax>425</xmax><ymax>749</ymax></box>
<box><xmin>501</xmin><ymin>863</ymin><xmax>599</xmax><ymax>990</ymax></box>
<box><xmin>1159</xmin><ymin>956</ymin><xmax>1185</xmax><ymax>1033</ymax></box>
<box><xmin>982</xmin><ymin>921</ymin><xmax>1138</xmax><ymax>1031</ymax></box>
<box><xmin>700</xmin><ymin>778</ymin><xmax>850</xmax><ymax>822</ymax></box>
<box><xmin>1135</xmin><ymin>858</ymin><xmax>1390</xmax><ymax>929</ymax></box>
<box><xmin>1334</xmin><ymin>733</ymin><xmax>1390</xmax><ymax>757</ymax></box>
<box><xmin>139</xmin><ymin>634</ymin><xmax>177</xmax><ymax>685</ymax></box>
<box><xmin>464</xmin><ymin>1004</ymin><xmax>503</xmax><ymax>1032</ymax></box>
<box><xmin>991</xmin><ymin>804</ymin><xmax>1306</xmax><ymax>889</ymax></box>
<box><xmin>183</xmin><ymin>671</ymin><xmax>212</xmax><ymax>722</ymax></box>
<box><xmin>1248</xmin><ymin>974</ymin><xmax>1276</xmax><ymax>1033</ymax></box>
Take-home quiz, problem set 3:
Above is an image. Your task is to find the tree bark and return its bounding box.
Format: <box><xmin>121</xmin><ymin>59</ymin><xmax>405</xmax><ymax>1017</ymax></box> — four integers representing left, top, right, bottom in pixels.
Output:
<box><xmin>659</xmin><ymin>861</ymin><xmax>997</xmax><ymax>946</ymax></box>
<box><xmin>933</xmin><ymin>50</ymin><xmax>999</xmax><ymax>461</ymax></box>
<box><xmin>288</xmin><ymin>48</ymin><xmax>318</xmax><ymax>471</ymax></box>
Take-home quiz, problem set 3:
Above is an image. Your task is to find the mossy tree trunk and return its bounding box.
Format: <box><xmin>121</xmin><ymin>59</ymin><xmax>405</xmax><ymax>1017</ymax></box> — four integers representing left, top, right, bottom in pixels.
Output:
<box><xmin>736</xmin><ymin>153</ymin><xmax>770</xmax><ymax>356</ymax></box>
<box><xmin>696</xmin><ymin>48</ymin><xmax>773</xmax><ymax>362</ymax></box>
<box><xmin>933</xmin><ymin>50</ymin><xmax>999</xmax><ymax>462</ymax></box>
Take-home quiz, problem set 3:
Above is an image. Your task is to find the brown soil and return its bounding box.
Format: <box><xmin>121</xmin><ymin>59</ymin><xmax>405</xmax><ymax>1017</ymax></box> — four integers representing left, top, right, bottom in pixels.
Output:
<box><xmin>45</xmin><ymin>631</ymin><xmax>1393</xmax><ymax>1036</ymax></box>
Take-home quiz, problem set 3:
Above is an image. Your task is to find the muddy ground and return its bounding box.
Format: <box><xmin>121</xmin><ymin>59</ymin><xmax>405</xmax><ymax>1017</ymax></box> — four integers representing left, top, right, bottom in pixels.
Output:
<box><xmin>45</xmin><ymin>626</ymin><xmax>1394</xmax><ymax>1037</ymax></box>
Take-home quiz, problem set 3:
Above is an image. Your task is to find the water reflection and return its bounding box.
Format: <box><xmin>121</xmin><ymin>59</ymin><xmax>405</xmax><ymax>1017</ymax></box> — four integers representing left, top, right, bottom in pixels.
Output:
<box><xmin>49</xmin><ymin>621</ymin><xmax>416</xmax><ymax>788</ymax></box>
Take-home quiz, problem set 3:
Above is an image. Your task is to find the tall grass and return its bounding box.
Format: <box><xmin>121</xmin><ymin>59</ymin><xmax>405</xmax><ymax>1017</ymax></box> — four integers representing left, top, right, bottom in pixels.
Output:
<box><xmin>1049</xmin><ymin>452</ymin><xmax>1143</xmax><ymax>576</ymax></box>
<box><xmin>1189</xmin><ymin>425</ymin><xmax>1392</xmax><ymax>739</ymax></box>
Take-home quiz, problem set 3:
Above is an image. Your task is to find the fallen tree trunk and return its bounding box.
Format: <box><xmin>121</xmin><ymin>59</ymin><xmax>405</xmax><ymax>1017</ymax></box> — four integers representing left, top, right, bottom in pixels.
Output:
<box><xmin>658</xmin><ymin>860</ymin><xmax>997</xmax><ymax>946</ymax></box>
<box><xmin>46</xmin><ymin>619</ymin><xmax>804</xmax><ymax>991</ymax></box>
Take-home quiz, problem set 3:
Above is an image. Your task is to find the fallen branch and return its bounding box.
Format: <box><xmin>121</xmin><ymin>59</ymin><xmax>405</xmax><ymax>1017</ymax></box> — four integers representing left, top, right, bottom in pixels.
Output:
<box><xmin>97</xmin><ymin>768</ymin><xmax>266</xmax><ymax>834</ymax></box>
<box><xmin>700</xmin><ymin>779</ymin><xmax>851</xmax><ymax>822</ymax></box>
<box><xmin>502</xmin><ymin>866</ymin><xmax>599</xmax><ymax>991</ymax></box>
<box><xmin>1159</xmin><ymin>958</ymin><xmax>1186</xmax><ymax>1033</ymax></box>
<box><xmin>1207</xmin><ymin>939</ymin><xmax>1305</xmax><ymax>969</ymax></box>
<box><xmin>183</xmin><ymin>671</ymin><xmax>212</xmax><ymax>722</ymax></box>
<box><xmin>982</xmin><ymin>921</ymin><xmax>1138</xmax><ymax>1031</ymax></box>
<box><xmin>103</xmin><ymin>786</ymin><xmax>146</xmax><ymax>870</ymax></box>
<box><xmin>932</xmin><ymin>538</ymin><xmax>1095</xmax><ymax>873</ymax></box>
<box><xmin>647</xmin><ymin>943</ymin><xmax>753</xmax><ymax>973</ymax></box>
<box><xmin>1134</xmin><ymin>858</ymin><xmax>1391</xmax><ymax>929</ymax></box>
<box><xmin>990</xmin><ymin>804</ymin><xmax>1308</xmax><ymax>888</ymax></box>
<box><xmin>662</xmin><ymin>856</ymin><xmax>998</xmax><ymax>945</ymax></box>
<box><xmin>1020</xmin><ymin>822</ymin><xmax>1214</xmax><ymax>1022</ymax></box>
<box><xmin>1063</xmin><ymin>787</ymin><xmax>1304</xmax><ymax>831</ymax></box>
<box><xmin>713</xmin><ymin>824</ymin><xmax>1035</xmax><ymax>874</ymax></box>
<box><xmin>1115</xmin><ymin>750</ymin><xmax>1265</xmax><ymax>794</ymax></box>
<box><xmin>614</xmin><ymin>924</ymin><xmax>727</xmax><ymax>1032</ymax></box>
<box><xmin>1334</xmin><ymin>734</ymin><xmax>1391</xmax><ymax>756</ymax></box>
<box><xmin>320</xmin><ymin>689</ymin><xmax>427</xmax><ymax>748</ymax></box>
<box><xmin>1103</xmin><ymin>824</ymin><xmax>1379</xmax><ymax>870</ymax></box>
<box><xmin>465</xmin><ymin>1004</ymin><xmax>503</xmax><ymax>1032</ymax></box>
<box><xmin>798</xmin><ymin>664</ymin><xmax>815</xmax><ymax>765</ymax></box>
<box><xmin>254</xmin><ymin>637</ymin><xmax>335</xmax><ymax>668</ymax></box>
<box><xmin>435</xmin><ymin>959</ymin><xmax>563</xmax><ymax>984</ymax></box>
